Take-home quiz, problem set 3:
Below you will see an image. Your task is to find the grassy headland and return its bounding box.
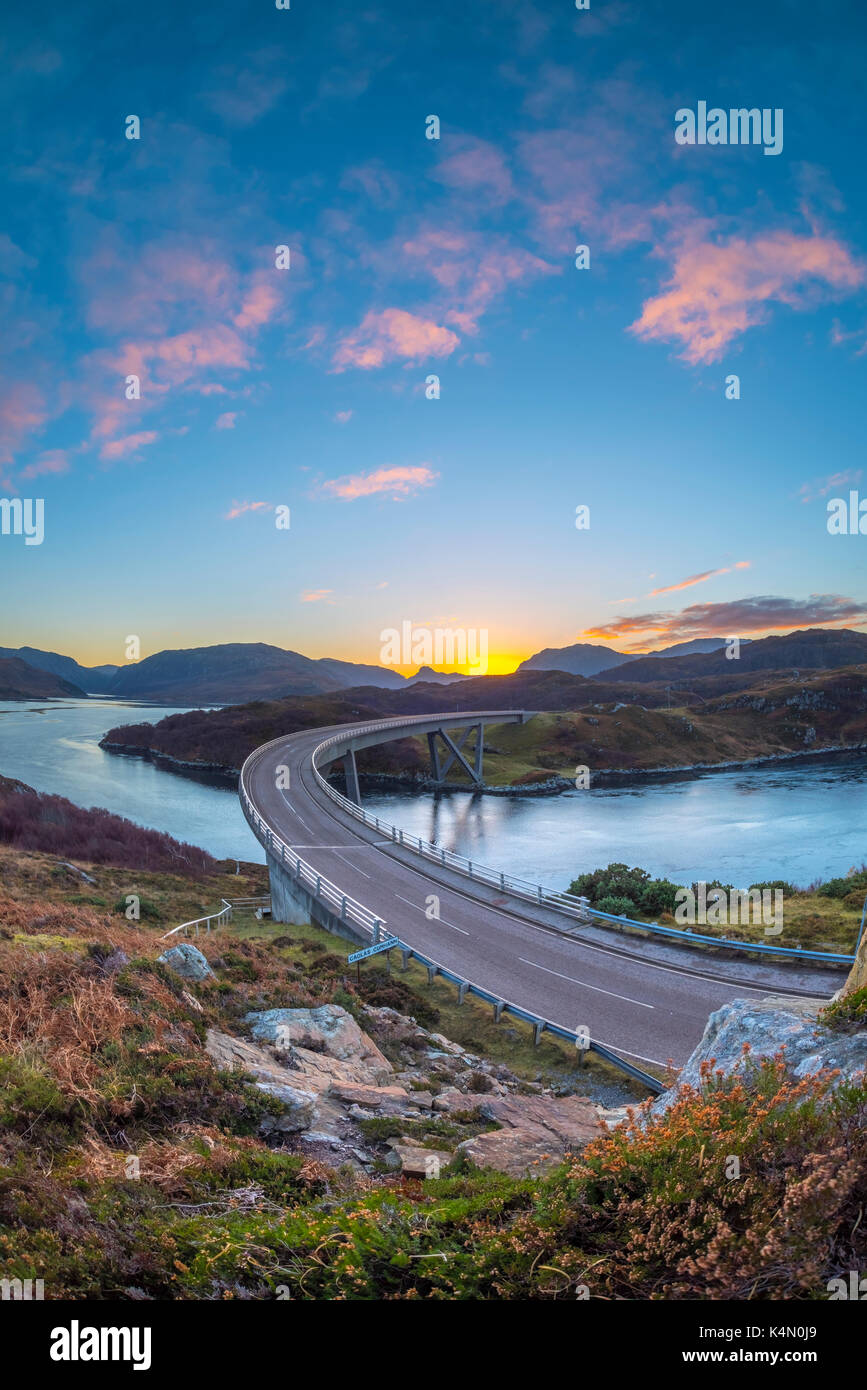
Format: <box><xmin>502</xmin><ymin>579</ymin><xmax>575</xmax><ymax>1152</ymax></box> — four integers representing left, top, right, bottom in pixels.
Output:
<box><xmin>99</xmin><ymin>665</ymin><xmax>867</xmax><ymax>789</ymax></box>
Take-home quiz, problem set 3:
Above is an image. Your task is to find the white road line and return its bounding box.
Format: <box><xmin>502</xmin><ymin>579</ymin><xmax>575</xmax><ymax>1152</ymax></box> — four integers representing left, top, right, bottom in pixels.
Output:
<box><xmin>518</xmin><ymin>957</ymin><xmax>655</xmax><ymax>1009</ymax></box>
<box><xmin>394</xmin><ymin>893</ymin><xmax>470</xmax><ymax>935</ymax></box>
<box><xmin>289</xmin><ymin>843</ymin><xmax>392</xmax><ymax>849</ymax></box>
<box><xmin>332</xmin><ymin>849</ymin><xmax>371</xmax><ymax>879</ymax></box>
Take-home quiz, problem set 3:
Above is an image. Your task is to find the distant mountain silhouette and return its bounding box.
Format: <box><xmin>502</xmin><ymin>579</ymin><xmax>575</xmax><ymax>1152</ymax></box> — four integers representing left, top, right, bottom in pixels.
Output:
<box><xmin>596</xmin><ymin>628</ymin><xmax>867</xmax><ymax>683</ymax></box>
<box><xmin>315</xmin><ymin>658</ymin><xmax>407</xmax><ymax>690</ymax></box>
<box><xmin>0</xmin><ymin>657</ymin><xmax>86</xmax><ymax>700</ymax></box>
<box><xmin>106</xmin><ymin>643</ymin><xmax>346</xmax><ymax>704</ymax></box>
<box><xmin>518</xmin><ymin>636</ymin><xmax>741</xmax><ymax>677</ymax></box>
<box><xmin>0</xmin><ymin>646</ymin><xmax>117</xmax><ymax>693</ymax></box>
<box><xmin>518</xmin><ymin>642</ymin><xmax>633</xmax><ymax>676</ymax></box>
<box><xmin>405</xmin><ymin>666</ymin><xmax>470</xmax><ymax>685</ymax></box>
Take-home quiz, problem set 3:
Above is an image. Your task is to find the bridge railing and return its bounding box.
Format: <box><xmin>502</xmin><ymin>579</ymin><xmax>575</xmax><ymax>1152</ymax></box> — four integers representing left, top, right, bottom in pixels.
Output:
<box><xmin>311</xmin><ymin>727</ymin><xmax>855</xmax><ymax>968</ymax></box>
<box><xmin>239</xmin><ymin>769</ymin><xmax>387</xmax><ymax>941</ymax></box>
<box><xmin>240</xmin><ymin>724</ymin><xmax>666</xmax><ymax>1094</ymax></box>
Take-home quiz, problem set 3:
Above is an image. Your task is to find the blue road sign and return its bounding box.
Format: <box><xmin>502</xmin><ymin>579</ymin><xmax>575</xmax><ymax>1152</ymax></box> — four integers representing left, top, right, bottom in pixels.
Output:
<box><xmin>347</xmin><ymin>936</ymin><xmax>401</xmax><ymax>963</ymax></box>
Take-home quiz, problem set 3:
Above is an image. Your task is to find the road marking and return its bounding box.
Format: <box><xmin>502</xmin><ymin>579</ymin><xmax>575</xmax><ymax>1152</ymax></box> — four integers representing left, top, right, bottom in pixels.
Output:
<box><xmin>332</xmin><ymin>849</ymin><xmax>371</xmax><ymax>879</ymax></box>
<box><xmin>518</xmin><ymin>958</ymin><xmax>654</xmax><ymax>1009</ymax></box>
<box><xmin>289</xmin><ymin>843</ymin><xmax>392</xmax><ymax>849</ymax></box>
<box><xmin>394</xmin><ymin>893</ymin><xmax>470</xmax><ymax>935</ymax></box>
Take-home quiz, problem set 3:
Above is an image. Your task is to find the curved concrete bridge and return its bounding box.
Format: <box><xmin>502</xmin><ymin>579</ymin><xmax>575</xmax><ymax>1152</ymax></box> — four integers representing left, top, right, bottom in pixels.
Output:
<box><xmin>240</xmin><ymin>712</ymin><xmax>844</xmax><ymax>1090</ymax></box>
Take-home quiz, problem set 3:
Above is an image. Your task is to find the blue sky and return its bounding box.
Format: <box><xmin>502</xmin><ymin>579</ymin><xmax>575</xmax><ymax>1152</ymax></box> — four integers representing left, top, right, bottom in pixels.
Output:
<box><xmin>1</xmin><ymin>0</ymin><xmax>866</xmax><ymax>671</ymax></box>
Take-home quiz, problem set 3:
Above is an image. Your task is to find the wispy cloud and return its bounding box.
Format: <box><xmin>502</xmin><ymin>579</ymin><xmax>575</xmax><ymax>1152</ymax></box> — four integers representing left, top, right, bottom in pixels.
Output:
<box><xmin>648</xmin><ymin>562</ymin><xmax>750</xmax><ymax>596</ymax></box>
<box><xmin>216</xmin><ymin>412</ymin><xmax>239</xmax><ymax>430</ymax></box>
<box><xmin>319</xmin><ymin>464</ymin><xmax>439</xmax><ymax>500</ymax></box>
<box><xmin>301</xmin><ymin>588</ymin><xmax>334</xmax><ymax>603</ymax></box>
<box><xmin>225</xmin><ymin>500</ymin><xmax>271</xmax><ymax>520</ymax></box>
<box><xmin>99</xmin><ymin>431</ymin><xmax>158</xmax><ymax>462</ymax></box>
<box><xmin>20</xmin><ymin>449</ymin><xmax>70</xmax><ymax>480</ymax></box>
<box><xmin>798</xmin><ymin>470</ymin><xmax>862</xmax><ymax>503</ymax></box>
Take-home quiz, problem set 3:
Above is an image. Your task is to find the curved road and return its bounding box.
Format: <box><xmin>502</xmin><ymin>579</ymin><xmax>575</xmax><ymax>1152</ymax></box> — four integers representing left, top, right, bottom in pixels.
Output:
<box><xmin>242</xmin><ymin>715</ymin><xmax>843</xmax><ymax>1070</ymax></box>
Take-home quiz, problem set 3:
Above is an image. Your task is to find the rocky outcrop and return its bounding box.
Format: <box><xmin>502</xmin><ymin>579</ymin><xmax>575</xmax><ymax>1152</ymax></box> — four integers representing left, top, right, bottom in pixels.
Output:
<box><xmin>157</xmin><ymin>943</ymin><xmax>214</xmax><ymax>982</ymax></box>
<box><xmin>457</xmin><ymin>1092</ymin><xmax>603</xmax><ymax>1177</ymax></box>
<box><xmin>245</xmin><ymin>1005</ymin><xmax>392</xmax><ymax>1077</ymax></box>
<box><xmin>651</xmin><ymin>995</ymin><xmax>867</xmax><ymax>1116</ymax></box>
<box><xmin>204</xmin><ymin>1003</ymin><xmax>616</xmax><ymax>1177</ymax></box>
<box><xmin>205</xmin><ymin>1029</ymin><xmax>318</xmax><ymax>1132</ymax></box>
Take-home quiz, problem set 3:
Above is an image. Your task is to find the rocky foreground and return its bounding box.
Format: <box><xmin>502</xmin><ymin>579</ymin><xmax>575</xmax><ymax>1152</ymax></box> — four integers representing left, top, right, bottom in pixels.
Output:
<box><xmin>162</xmin><ymin>939</ymin><xmax>620</xmax><ymax>1179</ymax></box>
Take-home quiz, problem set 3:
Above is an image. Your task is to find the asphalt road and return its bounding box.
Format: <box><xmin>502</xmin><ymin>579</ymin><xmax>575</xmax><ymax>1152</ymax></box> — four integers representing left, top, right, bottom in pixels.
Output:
<box><xmin>243</xmin><ymin>719</ymin><xmax>844</xmax><ymax>1070</ymax></box>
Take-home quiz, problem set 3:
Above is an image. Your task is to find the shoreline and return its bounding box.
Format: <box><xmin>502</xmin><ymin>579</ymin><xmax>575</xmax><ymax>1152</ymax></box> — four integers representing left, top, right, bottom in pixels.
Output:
<box><xmin>98</xmin><ymin>736</ymin><xmax>867</xmax><ymax>796</ymax></box>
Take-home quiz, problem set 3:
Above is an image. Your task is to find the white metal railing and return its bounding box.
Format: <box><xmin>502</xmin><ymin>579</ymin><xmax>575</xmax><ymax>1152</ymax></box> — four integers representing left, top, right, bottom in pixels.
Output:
<box><xmin>311</xmin><ymin>719</ymin><xmax>593</xmax><ymax>924</ymax></box>
<box><xmin>160</xmin><ymin>903</ymin><xmax>233</xmax><ymax>941</ymax></box>
<box><xmin>239</xmin><ymin>755</ymin><xmax>386</xmax><ymax>942</ymax></box>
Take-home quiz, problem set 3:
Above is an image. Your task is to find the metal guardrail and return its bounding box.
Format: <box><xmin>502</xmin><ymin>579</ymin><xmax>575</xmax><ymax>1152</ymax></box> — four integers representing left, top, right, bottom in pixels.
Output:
<box><xmin>310</xmin><ymin>723</ymin><xmax>855</xmax><ymax>968</ymax></box>
<box><xmin>160</xmin><ymin>903</ymin><xmax>233</xmax><ymax>940</ymax></box>
<box><xmin>239</xmin><ymin>722</ymin><xmax>667</xmax><ymax>1094</ymax></box>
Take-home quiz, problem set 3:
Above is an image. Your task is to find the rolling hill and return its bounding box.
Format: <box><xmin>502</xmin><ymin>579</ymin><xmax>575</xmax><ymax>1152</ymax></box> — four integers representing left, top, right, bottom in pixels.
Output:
<box><xmin>0</xmin><ymin>646</ymin><xmax>117</xmax><ymax>693</ymax></box>
<box><xmin>0</xmin><ymin>657</ymin><xmax>87</xmax><ymax>700</ymax></box>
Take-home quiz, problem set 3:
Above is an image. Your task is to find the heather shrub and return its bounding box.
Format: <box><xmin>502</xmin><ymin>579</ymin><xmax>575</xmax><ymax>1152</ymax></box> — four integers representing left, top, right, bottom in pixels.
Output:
<box><xmin>0</xmin><ymin>787</ymin><xmax>217</xmax><ymax>877</ymax></box>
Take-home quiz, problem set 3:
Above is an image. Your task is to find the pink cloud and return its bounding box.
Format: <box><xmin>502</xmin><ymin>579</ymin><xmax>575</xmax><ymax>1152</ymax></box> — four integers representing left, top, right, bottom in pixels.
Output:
<box><xmin>301</xmin><ymin>588</ymin><xmax>334</xmax><ymax>603</ymax></box>
<box><xmin>399</xmin><ymin>230</ymin><xmax>558</xmax><ymax>335</ymax></box>
<box><xmin>20</xmin><ymin>449</ymin><xmax>70</xmax><ymax>480</ymax></box>
<box><xmin>225</xmin><ymin>500</ymin><xmax>271</xmax><ymax>519</ymax></box>
<box><xmin>649</xmin><ymin>561</ymin><xmax>750</xmax><ymax>596</ymax></box>
<box><xmin>99</xmin><ymin>431</ymin><xmax>158</xmax><ymax>461</ymax></box>
<box><xmin>433</xmin><ymin>137</ymin><xmax>515</xmax><ymax>205</ymax></box>
<box><xmin>629</xmin><ymin>231</ymin><xmax>865</xmax><ymax>364</ymax></box>
<box><xmin>0</xmin><ymin>383</ymin><xmax>47</xmax><ymax>466</ymax></box>
<box><xmin>334</xmin><ymin>410</ymin><xmax>353</xmax><ymax>423</ymax></box>
<box><xmin>582</xmin><ymin>594</ymin><xmax>867</xmax><ymax>647</ymax></box>
<box><xmin>234</xmin><ymin>277</ymin><xmax>282</xmax><ymax>331</ymax></box>
<box><xmin>320</xmin><ymin>464</ymin><xmax>439</xmax><ymax>501</ymax></box>
<box><xmin>216</xmin><ymin>412</ymin><xmax>239</xmax><ymax>430</ymax></box>
<box><xmin>332</xmin><ymin>309</ymin><xmax>460</xmax><ymax>370</ymax></box>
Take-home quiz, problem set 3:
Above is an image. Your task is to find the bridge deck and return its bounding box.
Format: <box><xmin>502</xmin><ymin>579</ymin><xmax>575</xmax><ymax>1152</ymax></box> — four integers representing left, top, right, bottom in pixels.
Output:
<box><xmin>242</xmin><ymin>714</ymin><xmax>843</xmax><ymax>1071</ymax></box>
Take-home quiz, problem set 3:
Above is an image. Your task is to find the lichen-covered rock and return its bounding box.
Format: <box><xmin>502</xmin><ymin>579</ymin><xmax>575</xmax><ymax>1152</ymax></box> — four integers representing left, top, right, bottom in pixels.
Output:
<box><xmin>157</xmin><ymin>943</ymin><xmax>214</xmax><ymax>982</ymax></box>
<box><xmin>651</xmin><ymin>995</ymin><xmax>867</xmax><ymax>1116</ymax></box>
<box><xmin>256</xmin><ymin>1083</ymin><xmax>317</xmax><ymax>1134</ymax></box>
<box><xmin>204</xmin><ymin>1029</ymin><xmax>318</xmax><ymax>1133</ymax></box>
<box><xmin>245</xmin><ymin>1005</ymin><xmax>391</xmax><ymax>1074</ymax></box>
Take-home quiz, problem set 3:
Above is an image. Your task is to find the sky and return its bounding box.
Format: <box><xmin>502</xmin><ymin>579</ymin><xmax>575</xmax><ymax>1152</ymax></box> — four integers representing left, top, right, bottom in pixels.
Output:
<box><xmin>1</xmin><ymin>0</ymin><xmax>866</xmax><ymax>674</ymax></box>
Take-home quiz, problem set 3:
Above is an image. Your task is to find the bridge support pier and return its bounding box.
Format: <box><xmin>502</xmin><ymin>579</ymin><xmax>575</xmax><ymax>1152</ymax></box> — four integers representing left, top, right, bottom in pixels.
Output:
<box><xmin>343</xmin><ymin>745</ymin><xmax>361</xmax><ymax>805</ymax></box>
<box><xmin>265</xmin><ymin>852</ymin><xmax>366</xmax><ymax>947</ymax></box>
<box><xmin>427</xmin><ymin>721</ymin><xmax>487</xmax><ymax>788</ymax></box>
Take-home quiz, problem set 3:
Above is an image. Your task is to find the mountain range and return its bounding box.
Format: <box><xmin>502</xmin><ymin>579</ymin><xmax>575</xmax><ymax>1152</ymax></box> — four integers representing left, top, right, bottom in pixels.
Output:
<box><xmin>1</xmin><ymin>629</ymin><xmax>865</xmax><ymax>704</ymax></box>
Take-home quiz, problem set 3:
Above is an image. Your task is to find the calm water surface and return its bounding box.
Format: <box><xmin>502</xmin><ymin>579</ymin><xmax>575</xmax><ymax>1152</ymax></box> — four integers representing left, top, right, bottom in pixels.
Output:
<box><xmin>0</xmin><ymin>698</ymin><xmax>863</xmax><ymax>888</ymax></box>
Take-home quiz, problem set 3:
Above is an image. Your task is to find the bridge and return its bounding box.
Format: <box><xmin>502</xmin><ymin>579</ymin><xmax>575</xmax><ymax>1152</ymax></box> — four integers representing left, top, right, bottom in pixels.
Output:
<box><xmin>240</xmin><ymin>711</ymin><xmax>848</xmax><ymax>1092</ymax></box>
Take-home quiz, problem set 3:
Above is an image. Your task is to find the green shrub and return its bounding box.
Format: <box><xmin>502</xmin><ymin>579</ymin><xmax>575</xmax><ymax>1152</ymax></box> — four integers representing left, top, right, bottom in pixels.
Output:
<box><xmin>595</xmin><ymin>895</ymin><xmax>637</xmax><ymax>917</ymax></box>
